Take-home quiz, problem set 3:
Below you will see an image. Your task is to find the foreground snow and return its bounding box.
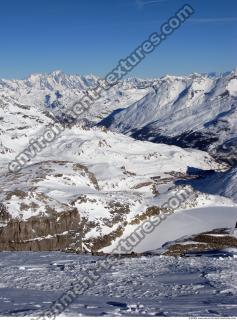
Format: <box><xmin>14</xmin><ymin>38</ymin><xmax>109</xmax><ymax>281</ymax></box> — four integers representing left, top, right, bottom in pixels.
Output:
<box><xmin>0</xmin><ymin>251</ymin><xmax>236</xmax><ymax>316</ymax></box>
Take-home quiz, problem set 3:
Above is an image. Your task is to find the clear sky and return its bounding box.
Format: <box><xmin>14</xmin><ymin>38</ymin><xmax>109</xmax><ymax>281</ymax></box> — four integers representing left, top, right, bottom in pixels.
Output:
<box><xmin>0</xmin><ymin>0</ymin><xmax>236</xmax><ymax>79</ymax></box>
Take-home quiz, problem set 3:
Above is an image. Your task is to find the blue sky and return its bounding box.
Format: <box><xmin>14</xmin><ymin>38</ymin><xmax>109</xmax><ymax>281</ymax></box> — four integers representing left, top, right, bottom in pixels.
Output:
<box><xmin>0</xmin><ymin>0</ymin><xmax>236</xmax><ymax>79</ymax></box>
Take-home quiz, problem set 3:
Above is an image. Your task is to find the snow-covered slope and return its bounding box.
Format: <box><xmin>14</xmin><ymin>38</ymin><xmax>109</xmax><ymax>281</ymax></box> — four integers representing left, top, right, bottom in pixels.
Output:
<box><xmin>1</xmin><ymin>125</ymin><xmax>235</xmax><ymax>252</ymax></box>
<box><xmin>177</xmin><ymin>166</ymin><xmax>237</xmax><ymax>203</ymax></box>
<box><xmin>2</xmin><ymin>69</ymin><xmax>236</xmax><ymax>161</ymax></box>
<box><xmin>0</xmin><ymin>70</ymin><xmax>237</xmax><ymax>253</ymax></box>
<box><xmin>0</xmin><ymin>71</ymin><xmax>149</xmax><ymax>122</ymax></box>
<box><xmin>159</xmin><ymin>227</ymin><xmax>237</xmax><ymax>256</ymax></box>
<box><xmin>100</xmin><ymin>69</ymin><xmax>237</xmax><ymax>163</ymax></box>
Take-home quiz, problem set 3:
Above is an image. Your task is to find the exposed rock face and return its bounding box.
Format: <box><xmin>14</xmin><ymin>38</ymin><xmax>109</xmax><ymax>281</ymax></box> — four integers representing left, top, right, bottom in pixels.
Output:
<box><xmin>0</xmin><ymin>204</ymin><xmax>164</xmax><ymax>252</ymax></box>
<box><xmin>0</xmin><ymin>203</ymin><xmax>10</xmax><ymax>222</ymax></box>
<box><xmin>0</xmin><ymin>208</ymin><xmax>82</xmax><ymax>251</ymax></box>
<box><xmin>163</xmin><ymin>228</ymin><xmax>237</xmax><ymax>256</ymax></box>
<box><xmin>0</xmin><ymin>161</ymin><xmax>95</xmax><ymax>252</ymax></box>
<box><xmin>0</xmin><ymin>159</ymin><xmax>167</xmax><ymax>253</ymax></box>
<box><xmin>0</xmin><ymin>124</ymin><xmax>234</xmax><ymax>253</ymax></box>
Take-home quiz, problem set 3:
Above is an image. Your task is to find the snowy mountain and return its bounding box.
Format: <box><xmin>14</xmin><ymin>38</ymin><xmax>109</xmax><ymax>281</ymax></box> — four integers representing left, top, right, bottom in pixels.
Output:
<box><xmin>0</xmin><ymin>71</ymin><xmax>149</xmax><ymax>122</ymax></box>
<box><xmin>100</xmin><ymin>69</ymin><xmax>237</xmax><ymax>164</ymax></box>
<box><xmin>2</xmin><ymin>125</ymin><xmax>234</xmax><ymax>252</ymax></box>
<box><xmin>177</xmin><ymin>166</ymin><xmax>237</xmax><ymax>202</ymax></box>
<box><xmin>0</xmin><ymin>70</ymin><xmax>237</xmax><ymax>253</ymax></box>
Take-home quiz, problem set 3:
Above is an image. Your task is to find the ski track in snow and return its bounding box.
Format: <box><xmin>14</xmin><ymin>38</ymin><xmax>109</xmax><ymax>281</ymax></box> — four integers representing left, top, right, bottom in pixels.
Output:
<box><xmin>0</xmin><ymin>251</ymin><xmax>236</xmax><ymax>316</ymax></box>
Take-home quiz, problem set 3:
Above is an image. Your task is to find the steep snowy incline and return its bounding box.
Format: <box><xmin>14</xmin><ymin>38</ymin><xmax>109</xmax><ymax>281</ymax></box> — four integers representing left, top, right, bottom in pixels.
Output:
<box><xmin>1</xmin><ymin>70</ymin><xmax>237</xmax><ymax>253</ymax></box>
<box><xmin>100</xmin><ymin>69</ymin><xmax>237</xmax><ymax>162</ymax></box>
<box><xmin>176</xmin><ymin>166</ymin><xmax>237</xmax><ymax>203</ymax></box>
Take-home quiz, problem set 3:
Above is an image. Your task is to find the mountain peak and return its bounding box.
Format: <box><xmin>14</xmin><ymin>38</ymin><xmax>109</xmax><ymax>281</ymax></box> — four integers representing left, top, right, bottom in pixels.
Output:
<box><xmin>50</xmin><ymin>70</ymin><xmax>63</xmax><ymax>76</ymax></box>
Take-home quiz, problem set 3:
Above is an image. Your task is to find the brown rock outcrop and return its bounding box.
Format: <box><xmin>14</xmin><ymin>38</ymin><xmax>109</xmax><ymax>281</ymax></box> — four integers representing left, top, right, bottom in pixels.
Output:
<box><xmin>0</xmin><ymin>208</ymin><xmax>83</xmax><ymax>251</ymax></box>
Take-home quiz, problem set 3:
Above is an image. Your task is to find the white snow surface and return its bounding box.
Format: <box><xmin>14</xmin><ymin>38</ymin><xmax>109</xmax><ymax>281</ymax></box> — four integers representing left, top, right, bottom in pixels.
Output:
<box><xmin>0</xmin><ymin>71</ymin><xmax>237</xmax><ymax>317</ymax></box>
<box><xmin>0</xmin><ymin>70</ymin><xmax>237</xmax><ymax>252</ymax></box>
<box><xmin>102</xmin><ymin>69</ymin><xmax>237</xmax><ymax>154</ymax></box>
<box><xmin>0</xmin><ymin>70</ymin><xmax>149</xmax><ymax>122</ymax></box>
<box><xmin>181</xmin><ymin>166</ymin><xmax>237</xmax><ymax>203</ymax></box>
<box><xmin>0</xmin><ymin>252</ymin><xmax>236</xmax><ymax>316</ymax></box>
<box><xmin>108</xmin><ymin>206</ymin><xmax>237</xmax><ymax>253</ymax></box>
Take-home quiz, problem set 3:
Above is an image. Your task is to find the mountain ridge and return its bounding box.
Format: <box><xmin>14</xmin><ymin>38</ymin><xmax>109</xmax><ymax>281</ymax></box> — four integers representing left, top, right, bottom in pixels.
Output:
<box><xmin>0</xmin><ymin>68</ymin><xmax>237</xmax><ymax>253</ymax></box>
<box><xmin>99</xmin><ymin>68</ymin><xmax>237</xmax><ymax>163</ymax></box>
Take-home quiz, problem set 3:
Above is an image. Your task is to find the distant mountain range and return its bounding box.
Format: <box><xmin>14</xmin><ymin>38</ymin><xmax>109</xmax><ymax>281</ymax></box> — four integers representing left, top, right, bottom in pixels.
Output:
<box><xmin>99</xmin><ymin>69</ymin><xmax>237</xmax><ymax>164</ymax></box>
<box><xmin>0</xmin><ymin>69</ymin><xmax>236</xmax><ymax>253</ymax></box>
